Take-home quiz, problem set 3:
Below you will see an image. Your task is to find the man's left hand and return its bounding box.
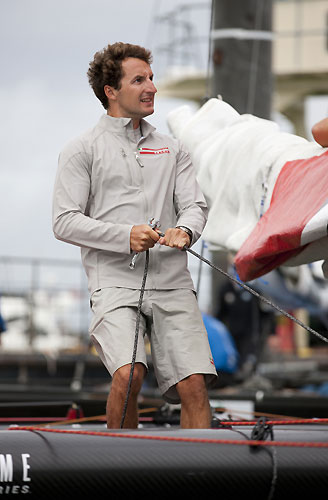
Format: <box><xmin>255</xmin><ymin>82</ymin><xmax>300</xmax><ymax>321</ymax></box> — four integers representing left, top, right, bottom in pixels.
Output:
<box><xmin>157</xmin><ymin>228</ymin><xmax>191</xmax><ymax>249</ymax></box>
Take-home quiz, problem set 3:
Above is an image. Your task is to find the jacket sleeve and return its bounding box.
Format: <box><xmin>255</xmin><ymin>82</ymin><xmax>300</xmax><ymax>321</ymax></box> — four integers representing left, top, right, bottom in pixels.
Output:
<box><xmin>52</xmin><ymin>146</ymin><xmax>133</xmax><ymax>254</ymax></box>
<box><xmin>173</xmin><ymin>141</ymin><xmax>208</xmax><ymax>246</ymax></box>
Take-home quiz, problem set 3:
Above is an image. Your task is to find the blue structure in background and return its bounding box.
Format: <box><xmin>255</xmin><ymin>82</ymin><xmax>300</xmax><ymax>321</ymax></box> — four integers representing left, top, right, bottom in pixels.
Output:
<box><xmin>202</xmin><ymin>313</ymin><xmax>239</xmax><ymax>373</ymax></box>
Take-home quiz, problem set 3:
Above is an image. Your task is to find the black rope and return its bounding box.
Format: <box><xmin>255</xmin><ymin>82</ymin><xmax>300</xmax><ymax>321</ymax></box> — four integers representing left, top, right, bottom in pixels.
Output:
<box><xmin>120</xmin><ymin>250</ymin><xmax>150</xmax><ymax>429</ymax></box>
<box><xmin>185</xmin><ymin>246</ymin><xmax>328</xmax><ymax>345</ymax></box>
<box><xmin>250</xmin><ymin>417</ymin><xmax>277</xmax><ymax>500</ymax></box>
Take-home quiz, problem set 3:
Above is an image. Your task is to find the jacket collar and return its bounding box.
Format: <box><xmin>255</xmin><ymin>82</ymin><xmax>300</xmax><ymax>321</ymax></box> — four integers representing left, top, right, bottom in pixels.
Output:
<box><xmin>98</xmin><ymin>113</ymin><xmax>156</xmax><ymax>139</ymax></box>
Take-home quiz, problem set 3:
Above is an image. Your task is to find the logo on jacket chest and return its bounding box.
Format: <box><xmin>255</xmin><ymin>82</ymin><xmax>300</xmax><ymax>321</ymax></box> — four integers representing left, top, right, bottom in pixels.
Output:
<box><xmin>138</xmin><ymin>147</ymin><xmax>170</xmax><ymax>155</ymax></box>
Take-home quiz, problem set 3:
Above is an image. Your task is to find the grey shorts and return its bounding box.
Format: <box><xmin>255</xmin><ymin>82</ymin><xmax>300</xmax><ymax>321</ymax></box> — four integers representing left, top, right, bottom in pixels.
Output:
<box><xmin>89</xmin><ymin>287</ymin><xmax>217</xmax><ymax>403</ymax></box>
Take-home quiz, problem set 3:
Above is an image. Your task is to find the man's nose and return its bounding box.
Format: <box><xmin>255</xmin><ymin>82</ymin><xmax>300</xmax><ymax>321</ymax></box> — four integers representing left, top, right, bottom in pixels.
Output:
<box><xmin>147</xmin><ymin>79</ymin><xmax>157</xmax><ymax>93</ymax></box>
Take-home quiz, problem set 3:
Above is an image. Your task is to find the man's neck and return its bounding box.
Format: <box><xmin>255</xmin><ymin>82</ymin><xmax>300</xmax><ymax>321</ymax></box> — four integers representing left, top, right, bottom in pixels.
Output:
<box><xmin>132</xmin><ymin>118</ymin><xmax>141</xmax><ymax>129</ymax></box>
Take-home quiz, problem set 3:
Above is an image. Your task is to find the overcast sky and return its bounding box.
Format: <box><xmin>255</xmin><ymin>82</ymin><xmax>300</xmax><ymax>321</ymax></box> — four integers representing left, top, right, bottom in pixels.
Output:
<box><xmin>0</xmin><ymin>0</ymin><xmax>211</xmax><ymax>264</ymax></box>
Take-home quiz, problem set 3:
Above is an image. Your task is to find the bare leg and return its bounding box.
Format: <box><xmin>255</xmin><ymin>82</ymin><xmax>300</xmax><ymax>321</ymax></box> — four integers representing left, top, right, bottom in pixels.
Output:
<box><xmin>106</xmin><ymin>363</ymin><xmax>146</xmax><ymax>429</ymax></box>
<box><xmin>176</xmin><ymin>374</ymin><xmax>212</xmax><ymax>428</ymax></box>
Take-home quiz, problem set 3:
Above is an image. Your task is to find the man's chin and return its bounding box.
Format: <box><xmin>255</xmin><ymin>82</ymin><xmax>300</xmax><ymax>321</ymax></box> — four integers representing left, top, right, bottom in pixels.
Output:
<box><xmin>141</xmin><ymin>107</ymin><xmax>155</xmax><ymax>117</ymax></box>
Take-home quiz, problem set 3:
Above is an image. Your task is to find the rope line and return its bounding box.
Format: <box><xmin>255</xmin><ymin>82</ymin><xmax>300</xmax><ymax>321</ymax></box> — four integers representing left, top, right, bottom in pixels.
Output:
<box><xmin>9</xmin><ymin>426</ymin><xmax>328</xmax><ymax>449</ymax></box>
<box><xmin>215</xmin><ymin>407</ymin><xmax>303</xmax><ymax>421</ymax></box>
<box><xmin>185</xmin><ymin>246</ymin><xmax>328</xmax><ymax>344</ymax></box>
<box><xmin>213</xmin><ymin>418</ymin><xmax>328</xmax><ymax>426</ymax></box>
<box><xmin>120</xmin><ymin>249</ymin><xmax>150</xmax><ymax>429</ymax></box>
<box><xmin>4</xmin><ymin>416</ymin><xmax>328</xmax><ymax>427</ymax></box>
<box><xmin>2</xmin><ymin>407</ymin><xmax>158</xmax><ymax>428</ymax></box>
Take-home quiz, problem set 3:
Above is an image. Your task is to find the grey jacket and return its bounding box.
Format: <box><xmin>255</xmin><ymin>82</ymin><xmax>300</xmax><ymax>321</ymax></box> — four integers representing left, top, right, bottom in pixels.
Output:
<box><xmin>52</xmin><ymin>114</ymin><xmax>208</xmax><ymax>294</ymax></box>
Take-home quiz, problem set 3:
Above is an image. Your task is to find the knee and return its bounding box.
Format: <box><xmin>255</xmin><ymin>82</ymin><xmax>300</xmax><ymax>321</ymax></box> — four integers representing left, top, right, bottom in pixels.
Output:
<box><xmin>177</xmin><ymin>374</ymin><xmax>207</xmax><ymax>402</ymax></box>
<box><xmin>113</xmin><ymin>363</ymin><xmax>145</xmax><ymax>396</ymax></box>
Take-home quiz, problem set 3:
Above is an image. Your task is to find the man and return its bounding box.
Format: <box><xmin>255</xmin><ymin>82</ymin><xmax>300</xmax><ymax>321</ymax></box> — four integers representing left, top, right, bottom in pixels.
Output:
<box><xmin>52</xmin><ymin>42</ymin><xmax>217</xmax><ymax>428</ymax></box>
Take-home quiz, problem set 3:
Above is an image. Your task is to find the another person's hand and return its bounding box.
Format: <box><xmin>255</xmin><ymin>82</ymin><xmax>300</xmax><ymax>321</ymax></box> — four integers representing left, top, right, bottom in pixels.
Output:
<box><xmin>130</xmin><ymin>224</ymin><xmax>160</xmax><ymax>252</ymax></box>
<box><xmin>312</xmin><ymin>117</ymin><xmax>328</xmax><ymax>147</ymax></box>
<box><xmin>158</xmin><ymin>227</ymin><xmax>191</xmax><ymax>249</ymax></box>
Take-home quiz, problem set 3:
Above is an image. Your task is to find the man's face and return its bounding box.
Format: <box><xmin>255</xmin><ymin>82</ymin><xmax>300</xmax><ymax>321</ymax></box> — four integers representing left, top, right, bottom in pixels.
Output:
<box><xmin>106</xmin><ymin>57</ymin><xmax>157</xmax><ymax>122</ymax></box>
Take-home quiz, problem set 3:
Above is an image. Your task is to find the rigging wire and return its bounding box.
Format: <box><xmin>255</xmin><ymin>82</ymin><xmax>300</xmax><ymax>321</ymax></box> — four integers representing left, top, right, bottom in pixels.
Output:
<box><xmin>186</xmin><ymin>246</ymin><xmax>328</xmax><ymax>345</ymax></box>
<box><xmin>205</xmin><ymin>0</ymin><xmax>215</xmax><ymax>100</ymax></box>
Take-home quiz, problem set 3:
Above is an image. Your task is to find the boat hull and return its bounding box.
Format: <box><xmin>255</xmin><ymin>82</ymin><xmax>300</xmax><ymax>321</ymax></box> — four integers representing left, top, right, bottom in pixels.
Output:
<box><xmin>1</xmin><ymin>425</ymin><xmax>328</xmax><ymax>499</ymax></box>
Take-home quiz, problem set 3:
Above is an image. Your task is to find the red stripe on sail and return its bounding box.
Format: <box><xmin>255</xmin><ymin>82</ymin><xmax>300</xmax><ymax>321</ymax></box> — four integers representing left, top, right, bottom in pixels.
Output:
<box><xmin>234</xmin><ymin>150</ymin><xmax>328</xmax><ymax>281</ymax></box>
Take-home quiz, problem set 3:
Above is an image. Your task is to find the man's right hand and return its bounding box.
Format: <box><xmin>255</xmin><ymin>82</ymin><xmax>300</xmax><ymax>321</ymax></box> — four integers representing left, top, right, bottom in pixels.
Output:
<box><xmin>130</xmin><ymin>224</ymin><xmax>160</xmax><ymax>252</ymax></box>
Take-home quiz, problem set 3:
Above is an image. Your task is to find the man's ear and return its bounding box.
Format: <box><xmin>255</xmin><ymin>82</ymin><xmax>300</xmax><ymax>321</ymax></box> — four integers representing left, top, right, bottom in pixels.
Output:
<box><xmin>104</xmin><ymin>85</ymin><xmax>117</xmax><ymax>102</ymax></box>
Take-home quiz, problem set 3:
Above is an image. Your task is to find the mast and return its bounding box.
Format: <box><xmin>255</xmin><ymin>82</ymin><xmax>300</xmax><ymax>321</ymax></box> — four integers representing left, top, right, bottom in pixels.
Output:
<box><xmin>211</xmin><ymin>0</ymin><xmax>273</xmax><ymax>119</ymax></box>
<box><xmin>209</xmin><ymin>0</ymin><xmax>274</xmax><ymax>314</ymax></box>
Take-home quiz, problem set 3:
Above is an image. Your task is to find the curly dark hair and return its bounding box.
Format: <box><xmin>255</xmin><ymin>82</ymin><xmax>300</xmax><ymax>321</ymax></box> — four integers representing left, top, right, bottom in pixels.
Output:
<box><xmin>87</xmin><ymin>42</ymin><xmax>153</xmax><ymax>109</ymax></box>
